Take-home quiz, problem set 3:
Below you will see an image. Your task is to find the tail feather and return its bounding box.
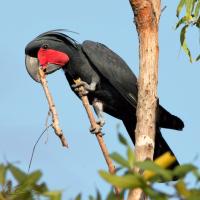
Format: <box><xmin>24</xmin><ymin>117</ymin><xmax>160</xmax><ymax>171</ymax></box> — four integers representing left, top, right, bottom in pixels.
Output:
<box><xmin>158</xmin><ymin>105</ymin><xmax>184</xmax><ymax>131</ymax></box>
<box><xmin>122</xmin><ymin>117</ymin><xmax>180</xmax><ymax>170</ymax></box>
<box><xmin>154</xmin><ymin>129</ymin><xmax>179</xmax><ymax>170</ymax></box>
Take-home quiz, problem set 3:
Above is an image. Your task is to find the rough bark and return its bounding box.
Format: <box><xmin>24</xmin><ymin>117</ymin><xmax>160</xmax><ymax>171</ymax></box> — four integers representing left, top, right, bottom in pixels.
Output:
<box><xmin>128</xmin><ymin>0</ymin><xmax>161</xmax><ymax>200</ymax></box>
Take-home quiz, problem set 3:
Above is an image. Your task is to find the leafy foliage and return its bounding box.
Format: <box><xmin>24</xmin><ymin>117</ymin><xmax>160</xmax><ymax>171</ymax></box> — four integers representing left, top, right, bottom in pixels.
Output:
<box><xmin>71</xmin><ymin>134</ymin><xmax>200</xmax><ymax>199</ymax></box>
<box><xmin>0</xmin><ymin>162</ymin><xmax>62</xmax><ymax>200</ymax></box>
<box><xmin>98</xmin><ymin>134</ymin><xmax>200</xmax><ymax>200</ymax></box>
<box><xmin>3</xmin><ymin>136</ymin><xmax>200</xmax><ymax>200</ymax></box>
<box><xmin>176</xmin><ymin>0</ymin><xmax>200</xmax><ymax>62</ymax></box>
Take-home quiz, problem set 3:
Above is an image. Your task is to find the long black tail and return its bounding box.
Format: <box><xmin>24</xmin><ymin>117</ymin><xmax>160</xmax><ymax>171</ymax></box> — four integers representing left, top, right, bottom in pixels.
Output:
<box><xmin>154</xmin><ymin>129</ymin><xmax>179</xmax><ymax>169</ymax></box>
<box><xmin>122</xmin><ymin>116</ymin><xmax>180</xmax><ymax>170</ymax></box>
<box><xmin>158</xmin><ymin>105</ymin><xmax>184</xmax><ymax>131</ymax></box>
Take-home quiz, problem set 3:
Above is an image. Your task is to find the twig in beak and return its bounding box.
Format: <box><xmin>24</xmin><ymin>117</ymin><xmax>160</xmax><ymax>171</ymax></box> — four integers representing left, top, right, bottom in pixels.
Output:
<box><xmin>38</xmin><ymin>67</ymin><xmax>68</xmax><ymax>147</ymax></box>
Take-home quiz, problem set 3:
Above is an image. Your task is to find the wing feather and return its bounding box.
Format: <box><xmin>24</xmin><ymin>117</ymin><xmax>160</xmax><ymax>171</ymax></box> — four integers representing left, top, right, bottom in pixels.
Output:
<box><xmin>82</xmin><ymin>41</ymin><xmax>138</xmax><ymax>108</ymax></box>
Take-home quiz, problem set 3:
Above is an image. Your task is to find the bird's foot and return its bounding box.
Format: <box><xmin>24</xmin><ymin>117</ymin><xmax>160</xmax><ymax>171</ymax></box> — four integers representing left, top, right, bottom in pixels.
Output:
<box><xmin>90</xmin><ymin>124</ymin><xmax>102</xmax><ymax>134</ymax></box>
<box><xmin>74</xmin><ymin>88</ymin><xmax>88</xmax><ymax>96</ymax></box>
<box><xmin>89</xmin><ymin>119</ymin><xmax>105</xmax><ymax>135</ymax></box>
<box><xmin>72</xmin><ymin>81</ymin><xmax>96</xmax><ymax>96</ymax></box>
<box><xmin>96</xmin><ymin>118</ymin><xmax>105</xmax><ymax>127</ymax></box>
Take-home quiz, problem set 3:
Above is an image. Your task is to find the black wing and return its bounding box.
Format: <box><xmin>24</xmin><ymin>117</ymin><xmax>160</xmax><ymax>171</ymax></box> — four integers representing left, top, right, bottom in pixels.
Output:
<box><xmin>82</xmin><ymin>40</ymin><xmax>138</xmax><ymax>108</ymax></box>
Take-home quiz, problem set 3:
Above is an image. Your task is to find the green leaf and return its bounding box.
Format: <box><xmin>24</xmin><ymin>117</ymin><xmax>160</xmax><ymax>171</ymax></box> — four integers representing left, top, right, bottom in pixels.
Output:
<box><xmin>191</xmin><ymin>0</ymin><xmax>197</xmax><ymax>12</ymax></box>
<box><xmin>0</xmin><ymin>164</ymin><xmax>6</xmax><ymax>185</ymax></box>
<box><xmin>26</xmin><ymin>170</ymin><xmax>42</xmax><ymax>185</ymax></box>
<box><xmin>192</xmin><ymin>170</ymin><xmax>200</xmax><ymax>181</ymax></box>
<box><xmin>118</xmin><ymin>134</ymin><xmax>128</xmax><ymax>146</ymax></box>
<box><xmin>186</xmin><ymin>0</ymin><xmax>194</xmax><ymax>17</ymax></box>
<box><xmin>196</xmin><ymin>54</ymin><xmax>200</xmax><ymax>61</ymax></box>
<box><xmin>0</xmin><ymin>193</ymin><xmax>6</xmax><ymax>200</ymax></box>
<box><xmin>96</xmin><ymin>189</ymin><xmax>101</xmax><ymax>200</ymax></box>
<box><xmin>109</xmin><ymin>153</ymin><xmax>130</xmax><ymax>168</ymax></box>
<box><xmin>106</xmin><ymin>189</ymin><xmax>116</xmax><ymax>200</ymax></box>
<box><xmin>196</xmin><ymin>16</ymin><xmax>200</xmax><ymax>27</ymax></box>
<box><xmin>175</xmin><ymin>180</ymin><xmax>190</xmax><ymax>198</ymax></box>
<box><xmin>8</xmin><ymin>164</ymin><xmax>27</xmax><ymax>183</ymax></box>
<box><xmin>99</xmin><ymin>170</ymin><xmax>146</xmax><ymax>189</ymax></box>
<box><xmin>195</xmin><ymin>0</ymin><xmax>200</xmax><ymax>17</ymax></box>
<box><xmin>75</xmin><ymin>193</ymin><xmax>82</xmax><ymax>200</ymax></box>
<box><xmin>173</xmin><ymin>164</ymin><xmax>197</xmax><ymax>178</ymax></box>
<box><xmin>106</xmin><ymin>189</ymin><xmax>124</xmax><ymax>200</ymax></box>
<box><xmin>13</xmin><ymin>170</ymin><xmax>43</xmax><ymax>195</ymax></box>
<box><xmin>136</xmin><ymin>160</ymin><xmax>173</xmax><ymax>181</ymax></box>
<box><xmin>88</xmin><ymin>195</ymin><xmax>95</xmax><ymax>200</ymax></box>
<box><xmin>32</xmin><ymin>182</ymin><xmax>48</xmax><ymax>194</ymax></box>
<box><xmin>153</xmin><ymin>152</ymin><xmax>176</xmax><ymax>170</ymax></box>
<box><xmin>187</xmin><ymin>189</ymin><xmax>200</xmax><ymax>199</ymax></box>
<box><xmin>180</xmin><ymin>25</ymin><xmax>193</xmax><ymax>62</ymax></box>
<box><xmin>126</xmin><ymin>147</ymin><xmax>135</xmax><ymax>168</ymax></box>
<box><xmin>144</xmin><ymin>187</ymin><xmax>168</xmax><ymax>200</ymax></box>
<box><xmin>177</xmin><ymin>0</ymin><xmax>186</xmax><ymax>17</ymax></box>
<box><xmin>10</xmin><ymin>190</ymin><xmax>33</xmax><ymax>200</ymax></box>
<box><xmin>176</xmin><ymin>16</ymin><xmax>188</xmax><ymax>29</ymax></box>
<box><xmin>43</xmin><ymin>191</ymin><xmax>62</xmax><ymax>200</ymax></box>
<box><xmin>88</xmin><ymin>190</ymin><xmax>101</xmax><ymax>200</ymax></box>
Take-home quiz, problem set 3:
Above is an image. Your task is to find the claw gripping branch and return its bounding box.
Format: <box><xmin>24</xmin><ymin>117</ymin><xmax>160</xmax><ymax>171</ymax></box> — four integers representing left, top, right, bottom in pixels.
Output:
<box><xmin>38</xmin><ymin>68</ymin><xmax>68</xmax><ymax>147</ymax></box>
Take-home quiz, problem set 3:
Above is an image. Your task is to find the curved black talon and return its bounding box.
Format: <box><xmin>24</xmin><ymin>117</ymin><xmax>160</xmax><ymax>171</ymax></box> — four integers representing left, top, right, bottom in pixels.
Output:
<box><xmin>90</xmin><ymin>124</ymin><xmax>102</xmax><ymax>134</ymax></box>
<box><xmin>96</xmin><ymin>119</ymin><xmax>105</xmax><ymax>127</ymax></box>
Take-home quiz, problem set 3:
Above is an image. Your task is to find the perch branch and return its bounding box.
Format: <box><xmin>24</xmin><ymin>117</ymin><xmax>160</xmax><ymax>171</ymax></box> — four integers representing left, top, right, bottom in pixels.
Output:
<box><xmin>128</xmin><ymin>0</ymin><xmax>161</xmax><ymax>199</ymax></box>
<box><xmin>38</xmin><ymin>68</ymin><xmax>68</xmax><ymax>147</ymax></box>
<box><xmin>74</xmin><ymin>78</ymin><xmax>121</xmax><ymax>197</ymax></box>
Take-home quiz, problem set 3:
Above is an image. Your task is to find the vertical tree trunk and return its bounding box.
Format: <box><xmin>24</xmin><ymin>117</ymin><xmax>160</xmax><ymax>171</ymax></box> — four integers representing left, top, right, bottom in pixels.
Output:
<box><xmin>128</xmin><ymin>0</ymin><xmax>161</xmax><ymax>200</ymax></box>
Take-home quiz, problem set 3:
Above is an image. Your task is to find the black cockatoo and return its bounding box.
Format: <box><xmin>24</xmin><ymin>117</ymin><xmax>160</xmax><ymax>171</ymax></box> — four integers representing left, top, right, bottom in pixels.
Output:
<box><xmin>25</xmin><ymin>30</ymin><xmax>184</xmax><ymax>168</ymax></box>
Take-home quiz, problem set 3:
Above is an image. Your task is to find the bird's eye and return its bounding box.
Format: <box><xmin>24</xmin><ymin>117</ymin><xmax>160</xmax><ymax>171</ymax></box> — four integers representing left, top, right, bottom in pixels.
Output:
<box><xmin>42</xmin><ymin>44</ymin><xmax>48</xmax><ymax>49</ymax></box>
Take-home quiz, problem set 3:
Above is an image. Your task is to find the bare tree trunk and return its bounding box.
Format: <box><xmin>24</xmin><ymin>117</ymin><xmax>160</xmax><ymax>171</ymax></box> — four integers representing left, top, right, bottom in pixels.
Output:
<box><xmin>128</xmin><ymin>0</ymin><xmax>161</xmax><ymax>200</ymax></box>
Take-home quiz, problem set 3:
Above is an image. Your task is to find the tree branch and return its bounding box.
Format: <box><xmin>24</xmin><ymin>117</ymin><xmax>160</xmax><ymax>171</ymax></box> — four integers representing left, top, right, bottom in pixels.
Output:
<box><xmin>74</xmin><ymin>78</ymin><xmax>121</xmax><ymax>198</ymax></box>
<box><xmin>128</xmin><ymin>0</ymin><xmax>161</xmax><ymax>199</ymax></box>
<box><xmin>38</xmin><ymin>68</ymin><xmax>68</xmax><ymax>147</ymax></box>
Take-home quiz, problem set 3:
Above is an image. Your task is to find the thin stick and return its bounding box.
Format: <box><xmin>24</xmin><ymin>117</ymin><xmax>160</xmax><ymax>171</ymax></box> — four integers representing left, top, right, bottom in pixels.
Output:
<box><xmin>38</xmin><ymin>68</ymin><xmax>68</xmax><ymax>147</ymax></box>
<box><xmin>74</xmin><ymin>78</ymin><xmax>121</xmax><ymax>197</ymax></box>
<box><xmin>28</xmin><ymin>124</ymin><xmax>52</xmax><ymax>173</ymax></box>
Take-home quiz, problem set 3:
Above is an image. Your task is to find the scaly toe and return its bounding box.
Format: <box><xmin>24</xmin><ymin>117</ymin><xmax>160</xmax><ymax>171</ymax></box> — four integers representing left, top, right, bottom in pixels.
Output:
<box><xmin>96</xmin><ymin>119</ymin><xmax>105</xmax><ymax>127</ymax></box>
<box><xmin>89</xmin><ymin>124</ymin><xmax>102</xmax><ymax>134</ymax></box>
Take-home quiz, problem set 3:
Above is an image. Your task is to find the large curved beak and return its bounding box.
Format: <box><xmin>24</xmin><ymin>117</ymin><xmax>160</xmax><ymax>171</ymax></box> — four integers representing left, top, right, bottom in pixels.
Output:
<box><xmin>25</xmin><ymin>55</ymin><xmax>62</xmax><ymax>83</ymax></box>
<box><xmin>25</xmin><ymin>55</ymin><xmax>41</xmax><ymax>82</ymax></box>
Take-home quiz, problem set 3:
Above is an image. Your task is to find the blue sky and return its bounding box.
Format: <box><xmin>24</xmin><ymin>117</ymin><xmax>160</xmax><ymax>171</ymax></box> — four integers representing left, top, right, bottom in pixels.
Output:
<box><xmin>0</xmin><ymin>0</ymin><xmax>200</xmax><ymax>199</ymax></box>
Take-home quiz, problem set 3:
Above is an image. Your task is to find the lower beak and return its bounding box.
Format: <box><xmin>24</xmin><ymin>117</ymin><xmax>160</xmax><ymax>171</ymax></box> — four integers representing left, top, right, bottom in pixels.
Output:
<box><xmin>45</xmin><ymin>63</ymin><xmax>61</xmax><ymax>75</ymax></box>
<box><xmin>25</xmin><ymin>55</ymin><xmax>61</xmax><ymax>83</ymax></box>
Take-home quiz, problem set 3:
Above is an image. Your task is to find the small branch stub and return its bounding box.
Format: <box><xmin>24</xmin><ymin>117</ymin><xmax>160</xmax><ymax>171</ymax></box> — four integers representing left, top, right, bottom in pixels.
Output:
<box><xmin>38</xmin><ymin>68</ymin><xmax>68</xmax><ymax>148</ymax></box>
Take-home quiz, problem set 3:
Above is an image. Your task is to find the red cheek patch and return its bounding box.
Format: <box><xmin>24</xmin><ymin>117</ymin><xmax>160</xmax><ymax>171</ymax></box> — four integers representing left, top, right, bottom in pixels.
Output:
<box><xmin>38</xmin><ymin>48</ymin><xmax>70</xmax><ymax>69</ymax></box>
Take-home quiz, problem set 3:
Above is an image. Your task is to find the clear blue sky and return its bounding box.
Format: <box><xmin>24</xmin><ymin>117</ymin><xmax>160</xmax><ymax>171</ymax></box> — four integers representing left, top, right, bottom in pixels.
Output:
<box><xmin>0</xmin><ymin>0</ymin><xmax>200</xmax><ymax>199</ymax></box>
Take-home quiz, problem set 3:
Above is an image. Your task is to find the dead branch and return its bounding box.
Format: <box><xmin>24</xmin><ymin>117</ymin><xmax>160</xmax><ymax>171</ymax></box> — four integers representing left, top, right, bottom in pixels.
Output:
<box><xmin>74</xmin><ymin>78</ymin><xmax>121</xmax><ymax>198</ymax></box>
<box><xmin>38</xmin><ymin>68</ymin><xmax>68</xmax><ymax>147</ymax></box>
